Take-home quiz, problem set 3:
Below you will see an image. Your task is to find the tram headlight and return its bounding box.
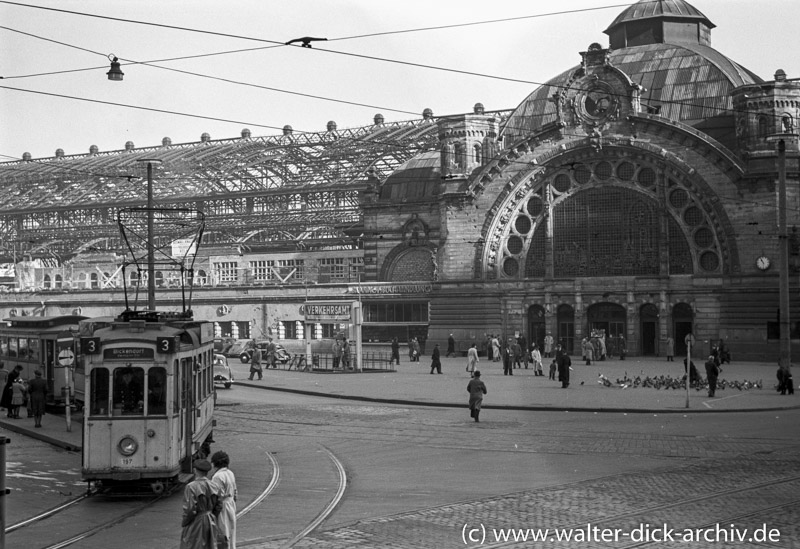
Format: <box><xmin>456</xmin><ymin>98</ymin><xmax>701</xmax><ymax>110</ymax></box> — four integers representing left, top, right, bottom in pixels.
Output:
<box><xmin>117</xmin><ymin>436</ymin><xmax>139</xmax><ymax>456</ymax></box>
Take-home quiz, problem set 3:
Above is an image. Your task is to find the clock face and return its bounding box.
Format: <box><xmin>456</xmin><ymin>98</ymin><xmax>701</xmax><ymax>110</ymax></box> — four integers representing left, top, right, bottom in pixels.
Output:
<box><xmin>578</xmin><ymin>84</ymin><xmax>618</xmax><ymax>125</ymax></box>
<box><xmin>756</xmin><ymin>256</ymin><xmax>771</xmax><ymax>270</ymax></box>
<box><xmin>585</xmin><ymin>90</ymin><xmax>614</xmax><ymax>116</ymax></box>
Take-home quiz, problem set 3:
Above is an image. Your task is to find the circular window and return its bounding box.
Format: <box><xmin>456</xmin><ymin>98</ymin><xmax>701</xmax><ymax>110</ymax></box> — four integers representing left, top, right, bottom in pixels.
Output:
<box><xmin>503</xmin><ymin>258</ymin><xmax>519</xmax><ymax>276</ymax></box>
<box><xmin>595</xmin><ymin>161</ymin><xmax>613</xmax><ymax>180</ymax></box>
<box><xmin>693</xmin><ymin>227</ymin><xmax>714</xmax><ymax>248</ymax></box>
<box><xmin>617</xmin><ymin>162</ymin><xmax>635</xmax><ymax>180</ymax></box>
<box><xmin>515</xmin><ymin>215</ymin><xmax>532</xmax><ymax>235</ymax></box>
<box><xmin>574</xmin><ymin>164</ymin><xmax>591</xmax><ymax>185</ymax></box>
<box><xmin>507</xmin><ymin>235</ymin><xmax>524</xmax><ymax>255</ymax></box>
<box><xmin>553</xmin><ymin>173</ymin><xmax>571</xmax><ymax>193</ymax></box>
<box><xmin>669</xmin><ymin>188</ymin><xmax>689</xmax><ymax>209</ymax></box>
<box><xmin>683</xmin><ymin>205</ymin><xmax>704</xmax><ymax>226</ymax></box>
<box><xmin>637</xmin><ymin>167</ymin><xmax>656</xmax><ymax>188</ymax></box>
<box><xmin>527</xmin><ymin>197</ymin><xmax>543</xmax><ymax>217</ymax></box>
<box><xmin>700</xmin><ymin>251</ymin><xmax>720</xmax><ymax>272</ymax></box>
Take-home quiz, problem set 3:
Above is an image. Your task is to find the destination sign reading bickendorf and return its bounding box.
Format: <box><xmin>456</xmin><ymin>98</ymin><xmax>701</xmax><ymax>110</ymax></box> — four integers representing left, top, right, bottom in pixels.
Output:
<box><xmin>104</xmin><ymin>347</ymin><xmax>155</xmax><ymax>360</ymax></box>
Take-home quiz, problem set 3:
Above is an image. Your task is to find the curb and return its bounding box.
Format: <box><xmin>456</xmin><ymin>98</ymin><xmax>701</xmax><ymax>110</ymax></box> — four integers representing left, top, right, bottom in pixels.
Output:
<box><xmin>234</xmin><ymin>381</ymin><xmax>800</xmax><ymax>414</ymax></box>
<box><xmin>0</xmin><ymin>419</ymin><xmax>81</xmax><ymax>452</ymax></box>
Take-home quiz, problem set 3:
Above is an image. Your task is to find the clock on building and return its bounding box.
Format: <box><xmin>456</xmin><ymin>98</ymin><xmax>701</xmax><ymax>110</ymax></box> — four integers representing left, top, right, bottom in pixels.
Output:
<box><xmin>756</xmin><ymin>256</ymin><xmax>771</xmax><ymax>270</ymax></box>
<box><xmin>578</xmin><ymin>83</ymin><xmax>618</xmax><ymax>125</ymax></box>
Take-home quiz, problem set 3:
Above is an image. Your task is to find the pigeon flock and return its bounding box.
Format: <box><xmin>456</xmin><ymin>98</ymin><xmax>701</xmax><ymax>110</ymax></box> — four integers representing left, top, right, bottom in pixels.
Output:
<box><xmin>596</xmin><ymin>371</ymin><xmax>763</xmax><ymax>391</ymax></box>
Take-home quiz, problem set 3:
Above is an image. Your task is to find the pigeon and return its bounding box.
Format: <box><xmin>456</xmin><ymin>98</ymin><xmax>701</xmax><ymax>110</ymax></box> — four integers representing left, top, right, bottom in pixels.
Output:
<box><xmin>285</xmin><ymin>36</ymin><xmax>328</xmax><ymax>48</ymax></box>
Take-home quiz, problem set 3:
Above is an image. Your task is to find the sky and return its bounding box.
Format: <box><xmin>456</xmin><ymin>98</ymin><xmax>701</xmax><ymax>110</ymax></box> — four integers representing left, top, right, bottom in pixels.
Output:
<box><xmin>1</xmin><ymin>0</ymin><xmax>798</xmax><ymax>161</ymax></box>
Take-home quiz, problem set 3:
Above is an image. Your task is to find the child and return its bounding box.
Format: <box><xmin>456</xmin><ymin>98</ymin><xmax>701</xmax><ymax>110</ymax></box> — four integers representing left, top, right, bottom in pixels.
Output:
<box><xmin>549</xmin><ymin>360</ymin><xmax>557</xmax><ymax>380</ymax></box>
<box><xmin>10</xmin><ymin>377</ymin><xmax>26</xmax><ymax>419</ymax></box>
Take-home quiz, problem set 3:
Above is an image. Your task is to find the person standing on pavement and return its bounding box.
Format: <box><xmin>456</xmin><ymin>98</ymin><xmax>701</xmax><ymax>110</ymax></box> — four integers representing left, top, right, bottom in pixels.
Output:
<box><xmin>412</xmin><ymin>337</ymin><xmax>421</xmax><ymax>362</ymax></box>
<box><xmin>776</xmin><ymin>365</ymin><xmax>794</xmax><ymax>395</ymax></box>
<box><xmin>10</xmin><ymin>376</ymin><xmax>26</xmax><ymax>419</ymax></box>
<box><xmin>27</xmin><ymin>370</ymin><xmax>47</xmax><ymax>428</ymax></box>
<box><xmin>210</xmin><ymin>450</ymin><xmax>238</xmax><ymax>549</ymax></box>
<box><xmin>0</xmin><ymin>363</ymin><xmax>8</xmax><ymax>413</ymax></box>
<box><xmin>467</xmin><ymin>370</ymin><xmax>487</xmax><ymax>422</ymax></box>
<box><xmin>518</xmin><ymin>334</ymin><xmax>529</xmax><ymax>369</ymax></box>
<box><xmin>511</xmin><ymin>338</ymin><xmax>523</xmax><ymax>369</ymax></box>
<box><xmin>705</xmin><ymin>354</ymin><xmax>720</xmax><ymax>397</ymax></box>
<box><xmin>447</xmin><ymin>334</ymin><xmax>456</xmax><ymax>358</ymax></box>
<box><xmin>665</xmin><ymin>336</ymin><xmax>675</xmax><ymax>362</ymax></box>
<box><xmin>531</xmin><ymin>344</ymin><xmax>543</xmax><ymax>376</ymax></box>
<box><xmin>557</xmin><ymin>346</ymin><xmax>571</xmax><ymax>388</ymax></box>
<box><xmin>390</xmin><ymin>337</ymin><xmax>400</xmax><ymax>366</ymax></box>
<box><xmin>544</xmin><ymin>332</ymin><xmax>554</xmax><ymax>358</ymax></box>
<box><xmin>502</xmin><ymin>339</ymin><xmax>514</xmax><ymax>376</ymax></box>
<box><xmin>466</xmin><ymin>342</ymin><xmax>479</xmax><ymax>376</ymax></box>
<box><xmin>180</xmin><ymin>459</ymin><xmax>221</xmax><ymax>549</ymax></box>
<box><xmin>266</xmin><ymin>337</ymin><xmax>277</xmax><ymax>369</ymax></box>
<box><xmin>430</xmin><ymin>343</ymin><xmax>442</xmax><ymax>374</ymax></box>
<box><xmin>1</xmin><ymin>365</ymin><xmax>22</xmax><ymax>415</ymax></box>
<box><xmin>333</xmin><ymin>338</ymin><xmax>343</xmax><ymax>369</ymax></box>
<box><xmin>248</xmin><ymin>342</ymin><xmax>263</xmax><ymax>380</ymax></box>
<box><xmin>491</xmin><ymin>335</ymin><xmax>501</xmax><ymax>362</ymax></box>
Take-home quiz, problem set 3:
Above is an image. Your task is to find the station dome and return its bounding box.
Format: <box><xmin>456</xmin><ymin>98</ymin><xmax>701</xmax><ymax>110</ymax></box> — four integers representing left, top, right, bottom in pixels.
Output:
<box><xmin>379</xmin><ymin>151</ymin><xmax>441</xmax><ymax>202</ymax></box>
<box><xmin>502</xmin><ymin>0</ymin><xmax>762</xmax><ymax>149</ymax></box>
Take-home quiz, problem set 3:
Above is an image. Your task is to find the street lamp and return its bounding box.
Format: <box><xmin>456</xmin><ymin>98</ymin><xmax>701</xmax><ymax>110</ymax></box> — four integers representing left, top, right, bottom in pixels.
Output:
<box><xmin>106</xmin><ymin>54</ymin><xmax>124</xmax><ymax>81</ymax></box>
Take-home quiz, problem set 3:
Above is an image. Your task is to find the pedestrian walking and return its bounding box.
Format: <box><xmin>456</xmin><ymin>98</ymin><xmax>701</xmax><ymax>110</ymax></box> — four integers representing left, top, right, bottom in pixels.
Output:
<box><xmin>180</xmin><ymin>459</ymin><xmax>222</xmax><ymax>549</ymax></box>
<box><xmin>447</xmin><ymin>334</ymin><xmax>456</xmax><ymax>358</ymax></box>
<box><xmin>27</xmin><ymin>370</ymin><xmax>47</xmax><ymax>428</ymax></box>
<box><xmin>210</xmin><ymin>451</ymin><xmax>238</xmax><ymax>549</ymax></box>
<box><xmin>531</xmin><ymin>344</ymin><xmax>543</xmax><ymax>376</ymax></box>
<box><xmin>412</xmin><ymin>337</ymin><xmax>421</xmax><ymax>362</ymax></box>
<box><xmin>582</xmin><ymin>337</ymin><xmax>593</xmax><ymax>366</ymax></box>
<box><xmin>618</xmin><ymin>335</ymin><xmax>627</xmax><ymax>360</ymax></box>
<box><xmin>467</xmin><ymin>370</ymin><xmax>487</xmax><ymax>422</ymax></box>
<box><xmin>485</xmin><ymin>335</ymin><xmax>493</xmax><ymax>361</ymax></box>
<box><xmin>466</xmin><ymin>343</ymin><xmax>479</xmax><ymax>376</ymax></box>
<box><xmin>665</xmin><ymin>336</ymin><xmax>675</xmax><ymax>362</ymax></box>
<box><xmin>430</xmin><ymin>343</ymin><xmax>442</xmax><ymax>374</ymax></box>
<box><xmin>390</xmin><ymin>337</ymin><xmax>400</xmax><ymax>365</ymax></box>
<box><xmin>511</xmin><ymin>339</ymin><xmax>523</xmax><ymax>369</ymax></box>
<box><xmin>705</xmin><ymin>355</ymin><xmax>720</xmax><ymax>397</ymax></box>
<box><xmin>248</xmin><ymin>342</ymin><xmax>263</xmax><ymax>380</ymax></box>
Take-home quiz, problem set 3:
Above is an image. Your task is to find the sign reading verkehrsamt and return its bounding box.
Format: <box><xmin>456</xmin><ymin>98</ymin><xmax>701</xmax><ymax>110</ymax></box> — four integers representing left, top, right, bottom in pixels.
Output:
<box><xmin>304</xmin><ymin>302</ymin><xmax>352</xmax><ymax>321</ymax></box>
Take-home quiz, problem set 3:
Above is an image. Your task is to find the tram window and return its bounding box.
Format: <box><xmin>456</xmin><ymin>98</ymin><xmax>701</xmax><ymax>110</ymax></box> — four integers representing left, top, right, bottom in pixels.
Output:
<box><xmin>8</xmin><ymin>338</ymin><xmax>17</xmax><ymax>357</ymax></box>
<box><xmin>148</xmin><ymin>367</ymin><xmax>167</xmax><ymax>415</ymax></box>
<box><xmin>1</xmin><ymin>336</ymin><xmax>7</xmax><ymax>357</ymax></box>
<box><xmin>90</xmin><ymin>368</ymin><xmax>110</xmax><ymax>416</ymax></box>
<box><xmin>173</xmin><ymin>359</ymin><xmax>180</xmax><ymax>413</ymax></box>
<box><xmin>113</xmin><ymin>367</ymin><xmax>144</xmax><ymax>415</ymax></box>
<box><xmin>18</xmin><ymin>338</ymin><xmax>29</xmax><ymax>358</ymax></box>
<box><xmin>28</xmin><ymin>338</ymin><xmax>39</xmax><ymax>361</ymax></box>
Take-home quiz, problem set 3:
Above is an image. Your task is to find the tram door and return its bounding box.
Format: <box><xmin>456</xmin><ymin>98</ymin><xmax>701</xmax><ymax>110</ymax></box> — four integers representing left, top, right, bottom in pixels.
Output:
<box><xmin>43</xmin><ymin>339</ymin><xmax>56</xmax><ymax>395</ymax></box>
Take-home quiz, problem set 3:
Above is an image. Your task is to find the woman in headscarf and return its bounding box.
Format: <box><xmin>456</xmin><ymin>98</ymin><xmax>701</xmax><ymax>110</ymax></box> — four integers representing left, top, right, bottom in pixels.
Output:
<box><xmin>1</xmin><ymin>365</ymin><xmax>22</xmax><ymax>417</ymax></box>
<box><xmin>210</xmin><ymin>451</ymin><xmax>238</xmax><ymax>549</ymax></box>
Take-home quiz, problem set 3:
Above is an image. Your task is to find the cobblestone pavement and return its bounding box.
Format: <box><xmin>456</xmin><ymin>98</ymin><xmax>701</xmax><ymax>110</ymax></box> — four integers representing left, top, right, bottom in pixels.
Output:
<box><xmin>217</xmin><ymin>403</ymin><xmax>800</xmax><ymax>549</ymax></box>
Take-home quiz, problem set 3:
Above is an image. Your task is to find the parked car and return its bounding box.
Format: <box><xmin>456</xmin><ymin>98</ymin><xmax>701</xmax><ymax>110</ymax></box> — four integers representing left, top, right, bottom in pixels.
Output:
<box><xmin>213</xmin><ymin>354</ymin><xmax>234</xmax><ymax>389</ymax></box>
<box><xmin>240</xmin><ymin>340</ymin><xmax>291</xmax><ymax>364</ymax></box>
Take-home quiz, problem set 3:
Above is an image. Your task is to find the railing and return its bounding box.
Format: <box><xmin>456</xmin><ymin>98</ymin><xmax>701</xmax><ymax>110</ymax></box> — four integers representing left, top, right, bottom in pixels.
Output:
<box><xmin>282</xmin><ymin>352</ymin><xmax>395</xmax><ymax>373</ymax></box>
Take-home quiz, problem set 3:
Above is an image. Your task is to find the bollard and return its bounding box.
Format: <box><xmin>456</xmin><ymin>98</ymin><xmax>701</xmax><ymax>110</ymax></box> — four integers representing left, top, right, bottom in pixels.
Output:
<box><xmin>1</xmin><ymin>437</ymin><xmax>11</xmax><ymax>549</ymax></box>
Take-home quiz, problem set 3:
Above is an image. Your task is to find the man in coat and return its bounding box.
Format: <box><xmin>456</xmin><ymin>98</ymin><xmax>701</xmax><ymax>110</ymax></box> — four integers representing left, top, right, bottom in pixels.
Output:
<box><xmin>429</xmin><ymin>343</ymin><xmax>442</xmax><ymax>374</ymax></box>
<box><xmin>557</xmin><ymin>347</ymin><xmax>571</xmax><ymax>388</ymax></box>
<box><xmin>446</xmin><ymin>334</ymin><xmax>456</xmax><ymax>358</ymax></box>
<box><xmin>705</xmin><ymin>355</ymin><xmax>720</xmax><ymax>397</ymax></box>
<box><xmin>467</xmin><ymin>370</ymin><xmax>487</xmax><ymax>422</ymax></box>
<box><xmin>180</xmin><ymin>459</ymin><xmax>221</xmax><ymax>549</ymax></box>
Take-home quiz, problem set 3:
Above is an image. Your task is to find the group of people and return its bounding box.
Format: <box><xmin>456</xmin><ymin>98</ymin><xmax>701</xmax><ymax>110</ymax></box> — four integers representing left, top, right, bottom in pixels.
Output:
<box><xmin>0</xmin><ymin>363</ymin><xmax>47</xmax><ymax>427</ymax></box>
<box><xmin>333</xmin><ymin>336</ymin><xmax>354</xmax><ymax>369</ymax></box>
<box><xmin>580</xmin><ymin>331</ymin><xmax>627</xmax><ymax>364</ymax></box>
<box><xmin>181</xmin><ymin>450</ymin><xmax>238</xmax><ymax>549</ymax></box>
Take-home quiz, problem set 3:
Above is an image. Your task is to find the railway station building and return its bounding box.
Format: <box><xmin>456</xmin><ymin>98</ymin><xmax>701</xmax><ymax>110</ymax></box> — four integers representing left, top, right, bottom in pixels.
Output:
<box><xmin>1</xmin><ymin>0</ymin><xmax>798</xmax><ymax>360</ymax></box>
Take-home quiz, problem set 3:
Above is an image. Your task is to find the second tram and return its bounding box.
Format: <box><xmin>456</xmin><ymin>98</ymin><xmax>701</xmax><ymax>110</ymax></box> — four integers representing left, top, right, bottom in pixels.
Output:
<box><xmin>0</xmin><ymin>315</ymin><xmax>88</xmax><ymax>407</ymax></box>
<box><xmin>80</xmin><ymin>310</ymin><xmax>216</xmax><ymax>493</ymax></box>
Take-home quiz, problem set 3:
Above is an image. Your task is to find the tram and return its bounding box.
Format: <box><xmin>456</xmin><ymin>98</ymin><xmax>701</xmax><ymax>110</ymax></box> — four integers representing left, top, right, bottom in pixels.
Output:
<box><xmin>0</xmin><ymin>315</ymin><xmax>88</xmax><ymax>407</ymax></box>
<box><xmin>80</xmin><ymin>309</ymin><xmax>216</xmax><ymax>493</ymax></box>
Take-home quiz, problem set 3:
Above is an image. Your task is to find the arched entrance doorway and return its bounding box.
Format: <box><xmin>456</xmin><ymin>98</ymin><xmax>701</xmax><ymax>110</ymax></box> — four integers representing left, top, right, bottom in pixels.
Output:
<box><xmin>673</xmin><ymin>303</ymin><xmax>694</xmax><ymax>356</ymax></box>
<box><xmin>640</xmin><ymin>303</ymin><xmax>659</xmax><ymax>356</ymax></box>
<box><xmin>587</xmin><ymin>302</ymin><xmax>626</xmax><ymax>357</ymax></box>
<box><xmin>557</xmin><ymin>304</ymin><xmax>575</xmax><ymax>354</ymax></box>
<box><xmin>528</xmin><ymin>304</ymin><xmax>546</xmax><ymax>352</ymax></box>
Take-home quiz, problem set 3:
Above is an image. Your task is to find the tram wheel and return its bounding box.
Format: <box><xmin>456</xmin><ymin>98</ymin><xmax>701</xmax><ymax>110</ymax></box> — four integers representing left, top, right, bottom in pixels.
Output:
<box><xmin>151</xmin><ymin>481</ymin><xmax>165</xmax><ymax>495</ymax></box>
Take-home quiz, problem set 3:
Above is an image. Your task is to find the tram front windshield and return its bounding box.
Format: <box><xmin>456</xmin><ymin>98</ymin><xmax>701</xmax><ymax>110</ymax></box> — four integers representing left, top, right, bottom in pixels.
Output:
<box><xmin>90</xmin><ymin>366</ymin><xmax>169</xmax><ymax>416</ymax></box>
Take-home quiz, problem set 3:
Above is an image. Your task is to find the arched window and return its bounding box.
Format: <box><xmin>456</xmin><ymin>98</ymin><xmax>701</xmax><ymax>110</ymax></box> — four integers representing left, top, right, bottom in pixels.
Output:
<box><xmin>90</xmin><ymin>272</ymin><xmax>99</xmax><ymax>289</ymax></box>
<box><xmin>55</xmin><ymin>274</ymin><xmax>63</xmax><ymax>289</ymax></box>
<box><xmin>473</xmin><ymin>144</ymin><xmax>482</xmax><ymax>165</ymax></box>
<box><xmin>758</xmin><ymin>116</ymin><xmax>768</xmax><ymax>138</ymax></box>
<box><xmin>43</xmin><ymin>274</ymin><xmax>51</xmax><ymax>289</ymax></box>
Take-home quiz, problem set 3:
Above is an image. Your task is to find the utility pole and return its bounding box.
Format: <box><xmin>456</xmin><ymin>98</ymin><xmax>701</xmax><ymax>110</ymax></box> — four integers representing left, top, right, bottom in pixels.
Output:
<box><xmin>138</xmin><ymin>159</ymin><xmax>162</xmax><ymax>311</ymax></box>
